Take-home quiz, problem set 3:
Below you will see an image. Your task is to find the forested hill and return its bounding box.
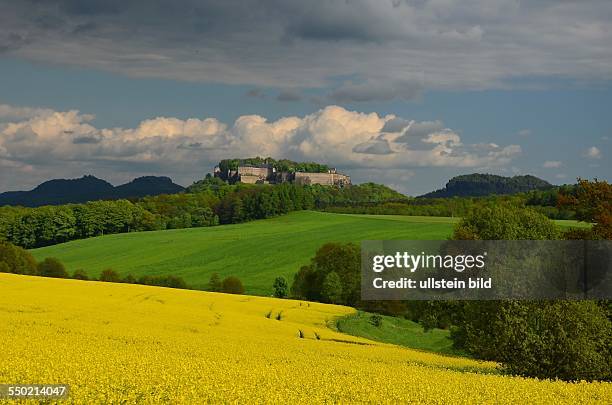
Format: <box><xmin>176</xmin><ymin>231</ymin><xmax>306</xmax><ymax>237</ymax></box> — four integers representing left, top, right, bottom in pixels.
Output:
<box><xmin>420</xmin><ymin>174</ymin><xmax>553</xmax><ymax>198</ymax></box>
<box><xmin>0</xmin><ymin>175</ymin><xmax>184</xmax><ymax>207</ymax></box>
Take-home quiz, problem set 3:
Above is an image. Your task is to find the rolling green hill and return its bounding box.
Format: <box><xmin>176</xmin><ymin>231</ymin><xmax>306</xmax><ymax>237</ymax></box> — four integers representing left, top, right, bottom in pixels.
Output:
<box><xmin>30</xmin><ymin>211</ymin><xmax>588</xmax><ymax>295</ymax></box>
<box><xmin>31</xmin><ymin>211</ymin><xmax>455</xmax><ymax>294</ymax></box>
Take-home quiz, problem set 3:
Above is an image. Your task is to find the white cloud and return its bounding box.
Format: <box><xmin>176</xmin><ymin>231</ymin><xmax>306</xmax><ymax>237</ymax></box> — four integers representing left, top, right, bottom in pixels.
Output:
<box><xmin>0</xmin><ymin>104</ymin><xmax>55</xmax><ymax>121</ymax></box>
<box><xmin>584</xmin><ymin>146</ymin><xmax>602</xmax><ymax>159</ymax></box>
<box><xmin>543</xmin><ymin>160</ymin><xmax>562</xmax><ymax>168</ymax></box>
<box><xmin>517</xmin><ymin>129</ymin><xmax>532</xmax><ymax>137</ymax></box>
<box><xmin>0</xmin><ymin>103</ymin><xmax>521</xmax><ymax>190</ymax></box>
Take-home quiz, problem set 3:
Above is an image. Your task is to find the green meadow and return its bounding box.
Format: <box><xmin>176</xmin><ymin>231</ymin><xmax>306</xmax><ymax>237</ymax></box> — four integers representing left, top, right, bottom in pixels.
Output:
<box><xmin>30</xmin><ymin>211</ymin><xmax>587</xmax><ymax>295</ymax></box>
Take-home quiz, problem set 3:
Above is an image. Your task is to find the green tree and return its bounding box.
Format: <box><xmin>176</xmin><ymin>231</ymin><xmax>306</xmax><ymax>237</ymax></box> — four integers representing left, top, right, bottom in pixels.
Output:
<box><xmin>99</xmin><ymin>268</ymin><xmax>121</xmax><ymax>282</ymax></box>
<box><xmin>321</xmin><ymin>271</ymin><xmax>343</xmax><ymax>304</ymax></box>
<box><xmin>453</xmin><ymin>204</ymin><xmax>559</xmax><ymax>240</ymax></box>
<box><xmin>0</xmin><ymin>241</ymin><xmax>38</xmax><ymax>275</ymax></box>
<box><xmin>0</xmin><ymin>262</ymin><xmax>9</xmax><ymax>274</ymax></box>
<box><xmin>208</xmin><ymin>273</ymin><xmax>222</xmax><ymax>292</ymax></box>
<box><xmin>222</xmin><ymin>276</ymin><xmax>245</xmax><ymax>294</ymax></box>
<box><xmin>37</xmin><ymin>257</ymin><xmax>68</xmax><ymax>278</ymax></box>
<box><xmin>290</xmin><ymin>243</ymin><xmax>360</xmax><ymax>306</ymax></box>
<box><xmin>272</xmin><ymin>276</ymin><xmax>288</xmax><ymax>298</ymax></box>
<box><xmin>72</xmin><ymin>269</ymin><xmax>89</xmax><ymax>280</ymax></box>
<box><xmin>495</xmin><ymin>300</ymin><xmax>611</xmax><ymax>381</ymax></box>
<box><xmin>443</xmin><ymin>204</ymin><xmax>612</xmax><ymax>381</ymax></box>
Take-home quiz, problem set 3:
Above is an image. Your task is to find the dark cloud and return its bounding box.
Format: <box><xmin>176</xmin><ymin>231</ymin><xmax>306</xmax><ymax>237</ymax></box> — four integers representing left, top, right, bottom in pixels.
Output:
<box><xmin>72</xmin><ymin>135</ymin><xmax>101</xmax><ymax>144</ymax></box>
<box><xmin>352</xmin><ymin>139</ymin><xmax>394</xmax><ymax>155</ymax></box>
<box><xmin>276</xmin><ymin>89</ymin><xmax>302</xmax><ymax>102</ymax></box>
<box><xmin>381</xmin><ymin>117</ymin><xmax>411</xmax><ymax>133</ymax></box>
<box><xmin>395</xmin><ymin>120</ymin><xmax>444</xmax><ymax>142</ymax></box>
<box><xmin>59</xmin><ymin>0</ymin><xmax>123</xmax><ymax>16</ymax></box>
<box><xmin>1</xmin><ymin>0</ymin><xmax>611</xmax><ymax>101</ymax></box>
<box><xmin>246</xmin><ymin>88</ymin><xmax>266</xmax><ymax>98</ymax></box>
<box><xmin>329</xmin><ymin>79</ymin><xmax>423</xmax><ymax>103</ymax></box>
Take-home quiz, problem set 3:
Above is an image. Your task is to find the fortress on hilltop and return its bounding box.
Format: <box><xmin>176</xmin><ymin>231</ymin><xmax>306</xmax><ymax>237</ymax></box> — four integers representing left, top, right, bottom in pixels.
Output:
<box><xmin>213</xmin><ymin>158</ymin><xmax>351</xmax><ymax>187</ymax></box>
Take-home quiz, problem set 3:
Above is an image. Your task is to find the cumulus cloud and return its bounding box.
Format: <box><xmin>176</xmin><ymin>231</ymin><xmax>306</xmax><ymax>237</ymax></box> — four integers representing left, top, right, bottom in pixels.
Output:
<box><xmin>0</xmin><ymin>103</ymin><xmax>521</xmax><ymax>191</ymax></box>
<box><xmin>543</xmin><ymin>160</ymin><xmax>562</xmax><ymax>168</ymax></box>
<box><xmin>584</xmin><ymin>146</ymin><xmax>602</xmax><ymax>159</ymax></box>
<box><xmin>0</xmin><ymin>103</ymin><xmax>55</xmax><ymax>121</ymax></box>
<box><xmin>0</xmin><ymin>1</ymin><xmax>611</xmax><ymax>101</ymax></box>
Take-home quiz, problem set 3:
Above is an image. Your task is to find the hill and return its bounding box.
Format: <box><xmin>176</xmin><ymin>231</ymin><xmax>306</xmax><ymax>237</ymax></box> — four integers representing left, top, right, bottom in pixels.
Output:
<box><xmin>30</xmin><ymin>211</ymin><xmax>585</xmax><ymax>295</ymax></box>
<box><xmin>0</xmin><ymin>175</ymin><xmax>184</xmax><ymax>207</ymax></box>
<box><xmin>1</xmin><ymin>273</ymin><xmax>606</xmax><ymax>402</ymax></box>
<box><xmin>421</xmin><ymin>173</ymin><xmax>553</xmax><ymax>198</ymax></box>
<box><xmin>31</xmin><ymin>211</ymin><xmax>456</xmax><ymax>294</ymax></box>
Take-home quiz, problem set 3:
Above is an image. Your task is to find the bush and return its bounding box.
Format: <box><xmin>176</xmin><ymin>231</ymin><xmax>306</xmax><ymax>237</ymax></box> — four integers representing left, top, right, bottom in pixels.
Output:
<box><xmin>99</xmin><ymin>268</ymin><xmax>121</xmax><ymax>282</ymax></box>
<box><xmin>290</xmin><ymin>242</ymin><xmax>360</xmax><ymax>306</ymax></box>
<box><xmin>164</xmin><ymin>275</ymin><xmax>187</xmax><ymax>289</ymax></box>
<box><xmin>137</xmin><ymin>274</ymin><xmax>188</xmax><ymax>289</ymax></box>
<box><xmin>122</xmin><ymin>274</ymin><xmax>136</xmax><ymax>284</ymax></box>
<box><xmin>321</xmin><ymin>271</ymin><xmax>343</xmax><ymax>304</ymax></box>
<box><xmin>208</xmin><ymin>273</ymin><xmax>222</xmax><ymax>292</ymax></box>
<box><xmin>37</xmin><ymin>257</ymin><xmax>68</xmax><ymax>278</ymax></box>
<box><xmin>453</xmin><ymin>204</ymin><xmax>559</xmax><ymax>240</ymax></box>
<box><xmin>72</xmin><ymin>269</ymin><xmax>89</xmax><ymax>280</ymax></box>
<box><xmin>222</xmin><ymin>276</ymin><xmax>244</xmax><ymax>294</ymax></box>
<box><xmin>495</xmin><ymin>300</ymin><xmax>611</xmax><ymax>381</ymax></box>
<box><xmin>0</xmin><ymin>241</ymin><xmax>38</xmax><ymax>275</ymax></box>
<box><xmin>272</xmin><ymin>276</ymin><xmax>288</xmax><ymax>298</ymax></box>
<box><xmin>447</xmin><ymin>204</ymin><xmax>611</xmax><ymax>381</ymax></box>
<box><xmin>370</xmin><ymin>314</ymin><xmax>383</xmax><ymax>328</ymax></box>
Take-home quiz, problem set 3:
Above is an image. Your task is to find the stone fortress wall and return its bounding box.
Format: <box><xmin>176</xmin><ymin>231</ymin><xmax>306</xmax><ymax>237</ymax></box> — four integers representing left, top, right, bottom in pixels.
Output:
<box><xmin>214</xmin><ymin>163</ymin><xmax>350</xmax><ymax>186</ymax></box>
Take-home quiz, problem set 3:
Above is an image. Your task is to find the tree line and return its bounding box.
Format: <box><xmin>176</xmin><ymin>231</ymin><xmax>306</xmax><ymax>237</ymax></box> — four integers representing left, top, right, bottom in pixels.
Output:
<box><xmin>0</xmin><ymin>241</ymin><xmax>188</xmax><ymax>289</ymax></box>
<box><xmin>217</xmin><ymin>157</ymin><xmax>330</xmax><ymax>173</ymax></box>
<box><xmin>0</xmin><ymin>180</ymin><xmax>404</xmax><ymax>249</ymax></box>
<box><xmin>322</xmin><ymin>186</ymin><xmax>579</xmax><ymax>220</ymax></box>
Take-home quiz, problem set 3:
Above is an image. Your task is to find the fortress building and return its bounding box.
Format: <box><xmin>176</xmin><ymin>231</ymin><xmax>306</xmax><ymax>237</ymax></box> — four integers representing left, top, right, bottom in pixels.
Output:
<box><xmin>214</xmin><ymin>163</ymin><xmax>350</xmax><ymax>187</ymax></box>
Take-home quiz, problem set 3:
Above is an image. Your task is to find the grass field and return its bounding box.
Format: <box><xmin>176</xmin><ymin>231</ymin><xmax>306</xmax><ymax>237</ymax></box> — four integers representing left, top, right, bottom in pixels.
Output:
<box><xmin>30</xmin><ymin>211</ymin><xmax>589</xmax><ymax>295</ymax></box>
<box><xmin>1</xmin><ymin>273</ymin><xmax>609</xmax><ymax>403</ymax></box>
<box><xmin>336</xmin><ymin>311</ymin><xmax>463</xmax><ymax>356</ymax></box>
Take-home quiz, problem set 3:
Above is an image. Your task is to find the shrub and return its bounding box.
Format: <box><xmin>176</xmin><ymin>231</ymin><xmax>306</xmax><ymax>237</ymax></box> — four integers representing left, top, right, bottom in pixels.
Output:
<box><xmin>222</xmin><ymin>276</ymin><xmax>245</xmax><ymax>294</ymax></box>
<box><xmin>0</xmin><ymin>241</ymin><xmax>38</xmax><ymax>275</ymax></box>
<box><xmin>72</xmin><ymin>269</ymin><xmax>89</xmax><ymax>280</ymax></box>
<box><xmin>321</xmin><ymin>271</ymin><xmax>343</xmax><ymax>304</ymax></box>
<box><xmin>496</xmin><ymin>300</ymin><xmax>611</xmax><ymax>381</ymax></box>
<box><xmin>272</xmin><ymin>276</ymin><xmax>288</xmax><ymax>298</ymax></box>
<box><xmin>448</xmin><ymin>204</ymin><xmax>611</xmax><ymax>381</ymax></box>
<box><xmin>290</xmin><ymin>242</ymin><xmax>360</xmax><ymax>306</ymax></box>
<box><xmin>37</xmin><ymin>257</ymin><xmax>68</xmax><ymax>278</ymax></box>
<box><xmin>370</xmin><ymin>314</ymin><xmax>383</xmax><ymax>328</ymax></box>
<box><xmin>122</xmin><ymin>274</ymin><xmax>136</xmax><ymax>284</ymax></box>
<box><xmin>208</xmin><ymin>273</ymin><xmax>222</xmax><ymax>292</ymax></box>
<box><xmin>99</xmin><ymin>268</ymin><xmax>121</xmax><ymax>282</ymax></box>
<box><xmin>137</xmin><ymin>274</ymin><xmax>188</xmax><ymax>289</ymax></box>
<box><xmin>453</xmin><ymin>204</ymin><xmax>559</xmax><ymax>240</ymax></box>
<box><xmin>164</xmin><ymin>275</ymin><xmax>187</xmax><ymax>289</ymax></box>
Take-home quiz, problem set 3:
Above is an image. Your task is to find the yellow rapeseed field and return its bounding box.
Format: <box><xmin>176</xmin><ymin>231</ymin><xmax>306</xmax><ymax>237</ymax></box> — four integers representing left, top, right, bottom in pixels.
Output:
<box><xmin>0</xmin><ymin>273</ymin><xmax>610</xmax><ymax>403</ymax></box>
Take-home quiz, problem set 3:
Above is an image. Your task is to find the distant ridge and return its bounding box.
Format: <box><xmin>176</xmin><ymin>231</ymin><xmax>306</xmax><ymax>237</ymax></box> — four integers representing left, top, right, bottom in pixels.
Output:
<box><xmin>420</xmin><ymin>173</ymin><xmax>553</xmax><ymax>198</ymax></box>
<box><xmin>0</xmin><ymin>175</ymin><xmax>184</xmax><ymax>207</ymax></box>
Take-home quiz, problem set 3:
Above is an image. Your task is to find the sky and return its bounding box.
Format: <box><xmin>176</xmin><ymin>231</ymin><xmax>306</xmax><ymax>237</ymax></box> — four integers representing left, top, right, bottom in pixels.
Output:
<box><xmin>0</xmin><ymin>0</ymin><xmax>610</xmax><ymax>196</ymax></box>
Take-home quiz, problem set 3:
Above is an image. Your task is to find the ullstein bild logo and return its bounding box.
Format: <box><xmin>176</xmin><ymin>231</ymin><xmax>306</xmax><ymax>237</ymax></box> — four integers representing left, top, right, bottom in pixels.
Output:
<box><xmin>361</xmin><ymin>240</ymin><xmax>612</xmax><ymax>301</ymax></box>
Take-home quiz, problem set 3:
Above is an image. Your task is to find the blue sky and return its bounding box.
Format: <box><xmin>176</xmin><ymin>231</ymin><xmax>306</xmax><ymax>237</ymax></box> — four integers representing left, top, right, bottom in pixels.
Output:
<box><xmin>0</xmin><ymin>1</ymin><xmax>610</xmax><ymax>195</ymax></box>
